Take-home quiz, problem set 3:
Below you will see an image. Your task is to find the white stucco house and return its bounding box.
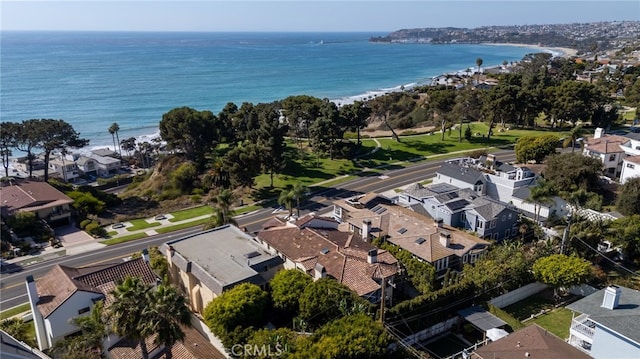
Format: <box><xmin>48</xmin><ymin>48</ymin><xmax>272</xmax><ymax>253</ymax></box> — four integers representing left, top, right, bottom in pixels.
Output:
<box><xmin>620</xmin><ymin>155</ymin><xmax>640</xmax><ymax>184</ymax></box>
<box><xmin>25</xmin><ymin>256</ymin><xmax>157</xmax><ymax>351</ymax></box>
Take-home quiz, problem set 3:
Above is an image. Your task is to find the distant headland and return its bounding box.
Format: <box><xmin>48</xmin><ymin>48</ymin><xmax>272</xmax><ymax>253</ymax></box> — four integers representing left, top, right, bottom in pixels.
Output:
<box><xmin>370</xmin><ymin>21</ymin><xmax>640</xmax><ymax>55</ymax></box>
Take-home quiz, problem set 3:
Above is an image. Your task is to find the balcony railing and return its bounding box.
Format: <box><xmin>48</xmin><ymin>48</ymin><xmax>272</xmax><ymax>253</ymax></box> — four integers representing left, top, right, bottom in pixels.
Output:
<box><xmin>571</xmin><ymin>314</ymin><xmax>595</xmax><ymax>339</ymax></box>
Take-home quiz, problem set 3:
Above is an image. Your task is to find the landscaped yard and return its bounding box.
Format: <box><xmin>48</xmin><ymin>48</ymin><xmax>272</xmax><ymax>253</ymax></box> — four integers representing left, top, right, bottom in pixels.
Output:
<box><xmin>527</xmin><ymin>307</ymin><xmax>573</xmax><ymax>339</ymax></box>
<box><xmin>168</xmin><ymin>206</ymin><xmax>214</xmax><ymax>222</ymax></box>
<box><xmin>126</xmin><ymin>219</ymin><xmax>161</xmax><ymax>231</ymax></box>
<box><xmin>101</xmin><ymin>232</ymin><xmax>148</xmax><ymax>245</ymax></box>
<box><xmin>500</xmin><ymin>289</ymin><xmax>574</xmax><ymax>339</ymax></box>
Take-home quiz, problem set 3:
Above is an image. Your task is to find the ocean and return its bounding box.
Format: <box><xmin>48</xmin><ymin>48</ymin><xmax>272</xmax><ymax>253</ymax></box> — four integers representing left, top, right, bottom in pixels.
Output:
<box><xmin>1</xmin><ymin>31</ymin><xmax>539</xmax><ymax>150</ymax></box>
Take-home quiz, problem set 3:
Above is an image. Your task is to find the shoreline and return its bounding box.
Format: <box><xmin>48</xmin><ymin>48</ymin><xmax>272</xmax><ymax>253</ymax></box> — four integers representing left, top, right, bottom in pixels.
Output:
<box><xmin>480</xmin><ymin>42</ymin><xmax>578</xmax><ymax>58</ymax></box>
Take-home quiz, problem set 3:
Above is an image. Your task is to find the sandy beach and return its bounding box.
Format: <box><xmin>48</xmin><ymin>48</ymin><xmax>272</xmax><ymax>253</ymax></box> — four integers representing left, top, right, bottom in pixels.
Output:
<box><xmin>482</xmin><ymin>42</ymin><xmax>578</xmax><ymax>58</ymax></box>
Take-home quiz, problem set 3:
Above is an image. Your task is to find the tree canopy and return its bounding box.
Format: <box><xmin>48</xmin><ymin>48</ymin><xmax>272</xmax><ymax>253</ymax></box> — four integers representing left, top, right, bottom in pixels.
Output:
<box><xmin>532</xmin><ymin>254</ymin><xmax>592</xmax><ymax>290</ymax></box>
<box><xmin>203</xmin><ymin>283</ymin><xmax>269</xmax><ymax>348</ymax></box>
<box><xmin>543</xmin><ymin>152</ymin><xmax>603</xmax><ymax>194</ymax></box>
<box><xmin>159</xmin><ymin>107</ymin><xmax>219</xmax><ymax>167</ymax></box>
<box><xmin>270</xmin><ymin>269</ymin><xmax>312</xmax><ymax>314</ymax></box>
<box><xmin>616</xmin><ymin>177</ymin><xmax>640</xmax><ymax>215</ymax></box>
<box><xmin>515</xmin><ymin>134</ymin><xmax>559</xmax><ymax>163</ymax></box>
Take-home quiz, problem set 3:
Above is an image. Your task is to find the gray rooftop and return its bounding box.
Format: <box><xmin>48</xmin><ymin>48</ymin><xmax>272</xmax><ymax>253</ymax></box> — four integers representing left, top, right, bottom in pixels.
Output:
<box><xmin>567</xmin><ymin>285</ymin><xmax>640</xmax><ymax>344</ymax></box>
<box><xmin>165</xmin><ymin>225</ymin><xmax>280</xmax><ymax>292</ymax></box>
<box><xmin>402</xmin><ymin>182</ymin><xmax>460</xmax><ymax>200</ymax></box>
<box><xmin>437</xmin><ymin>162</ymin><xmax>485</xmax><ymax>185</ymax></box>
<box><xmin>458</xmin><ymin>306</ymin><xmax>507</xmax><ymax>331</ymax></box>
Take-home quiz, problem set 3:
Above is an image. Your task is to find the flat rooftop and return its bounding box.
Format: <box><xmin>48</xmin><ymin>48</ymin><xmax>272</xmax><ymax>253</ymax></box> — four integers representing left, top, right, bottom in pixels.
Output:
<box><xmin>167</xmin><ymin>225</ymin><xmax>278</xmax><ymax>286</ymax></box>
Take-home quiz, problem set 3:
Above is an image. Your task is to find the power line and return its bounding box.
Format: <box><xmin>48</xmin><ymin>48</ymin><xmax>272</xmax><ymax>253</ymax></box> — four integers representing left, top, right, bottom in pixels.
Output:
<box><xmin>571</xmin><ymin>236</ymin><xmax>640</xmax><ymax>277</ymax></box>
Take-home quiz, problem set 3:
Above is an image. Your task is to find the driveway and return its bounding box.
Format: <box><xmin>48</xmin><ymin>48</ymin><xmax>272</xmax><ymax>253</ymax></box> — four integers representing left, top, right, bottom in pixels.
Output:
<box><xmin>55</xmin><ymin>225</ymin><xmax>94</xmax><ymax>246</ymax></box>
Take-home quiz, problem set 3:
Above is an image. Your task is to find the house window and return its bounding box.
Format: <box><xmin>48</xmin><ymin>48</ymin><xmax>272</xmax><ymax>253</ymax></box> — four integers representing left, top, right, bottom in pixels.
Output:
<box><xmin>609</xmin><ymin>154</ymin><xmax>616</xmax><ymax>161</ymax></box>
<box><xmin>627</xmin><ymin>163</ymin><xmax>636</xmax><ymax>169</ymax></box>
<box><xmin>477</xmin><ymin>220</ymin><xmax>483</xmax><ymax>229</ymax></box>
<box><xmin>505</xmin><ymin>229</ymin><xmax>510</xmax><ymax>238</ymax></box>
<box><xmin>508</xmin><ymin>213</ymin><xmax>512</xmax><ymax>220</ymax></box>
<box><xmin>608</xmin><ymin>168</ymin><xmax>615</xmax><ymax>174</ymax></box>
<box><xmin>78</xmin><ymin>307</ymin><xmax>90</xmax><ymax>315</ymax></box>
<box><xmin>502</xmin><ymin>215</ymin><xmax>506</xmax><ymax>222</ymax></box>
<box><xmin>490</xmin><ymin>220</ymin><xmax>496</xmax><ymax>229</ymax></box>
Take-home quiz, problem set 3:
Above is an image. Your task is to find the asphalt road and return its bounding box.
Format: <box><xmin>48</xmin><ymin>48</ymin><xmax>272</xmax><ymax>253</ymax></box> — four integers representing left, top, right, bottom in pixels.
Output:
<box><xmin>0</xmin><ymin>149</ymin><xmax>516</xmax><ymax>312</ymax></box>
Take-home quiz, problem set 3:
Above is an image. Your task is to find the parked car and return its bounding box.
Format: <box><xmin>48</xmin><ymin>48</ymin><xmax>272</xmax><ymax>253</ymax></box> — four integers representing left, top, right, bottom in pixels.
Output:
<box><xmin>155</xmin><ymin>214</ymin><xmax>167</xmax><ymax>221</ymax></box>
<box><xmin>112</xmin><ymin>222</ymin><xmax>125</xmax><ymax>229</ymax></box>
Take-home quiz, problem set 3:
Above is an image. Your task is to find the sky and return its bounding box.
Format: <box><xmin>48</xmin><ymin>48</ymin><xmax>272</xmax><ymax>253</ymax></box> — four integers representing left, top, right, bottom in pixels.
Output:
<box><xmin>1</xmin><ymin>0</ymin><xmax>639</xmax><ymax>32</ymax></box>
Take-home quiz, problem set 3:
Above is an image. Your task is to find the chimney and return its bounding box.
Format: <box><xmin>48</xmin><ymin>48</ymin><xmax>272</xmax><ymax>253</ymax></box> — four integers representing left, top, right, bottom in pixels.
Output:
<box><xmin>602</xmin><ymin>285</ymin><xmax>621</xmax><ymax>310</ymax></box>
<box><xmin>314</xmin><ymin>263</ymin><xmax>326</xmax><ymax>281</ymax></box>
<box><xmin>25</xmin><ymin>275</ymin><xmax>48</xmax><ymax>351</ymax></box>
<box><xmin>141</xmin><ymin>248</ymin><xmax>150</xmax><ymax>263</ymax></box>
<box><xmin>434</xmin><ymin>218</ymin><xmax>444</xmax><ymax>229</ymax></box>
<box><xmin>439</xmin><ymin>231</ymin><xmax>451</xmax><ymax>247</ymax></box>
<box><xmin>594</xmin><ymin>127</ymin><xmax>604</xmax><ymax>139</ymax></box>
<box><xmin>367</xmin><ymin>248</ymin><xmax>378</xmax><ymax>264</ymax></box>
<box><xmin>362</xmin><ymin>219</ymin><xmax>372</xmax><ymax>241</ymax></box>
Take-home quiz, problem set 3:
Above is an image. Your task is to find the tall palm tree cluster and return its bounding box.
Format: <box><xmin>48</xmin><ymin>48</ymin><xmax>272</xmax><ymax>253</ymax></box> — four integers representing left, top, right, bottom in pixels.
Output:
<box><xmin>278</xmin><ymin>182</ymin><xmax>309</xmax><ymax>219</ymax></box>
<box><xmin>51</xmin><ymin>276</ymin><xmax>191</xmax><ymax>359</ymax></box>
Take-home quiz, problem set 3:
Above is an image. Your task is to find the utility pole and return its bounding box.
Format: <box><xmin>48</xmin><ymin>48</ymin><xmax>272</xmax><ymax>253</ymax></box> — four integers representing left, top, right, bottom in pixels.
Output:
<box><xmin>560</xmin><ymin>213</ymin><xmax>572</xmax><ymax>255</ymax></box>
<box><xmin>380</xmin><ymin>275</ymin><xmax>386</xmax><ymax>323</ymax></box>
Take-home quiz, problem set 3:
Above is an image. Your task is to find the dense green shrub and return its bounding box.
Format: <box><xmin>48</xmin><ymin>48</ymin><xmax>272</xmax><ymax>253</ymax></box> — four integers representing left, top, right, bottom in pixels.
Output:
<box><xmin>79</xmin><ymin>219</ymin><xmax>92</xmax><ymax>229</ymax></box>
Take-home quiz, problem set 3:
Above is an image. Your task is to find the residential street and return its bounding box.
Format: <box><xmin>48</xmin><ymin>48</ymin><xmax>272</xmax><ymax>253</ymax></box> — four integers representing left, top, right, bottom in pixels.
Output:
<box><xmin>0</xmin><ymin>148</ymin><xmax>516</xmax><ymax>312</ymax></box>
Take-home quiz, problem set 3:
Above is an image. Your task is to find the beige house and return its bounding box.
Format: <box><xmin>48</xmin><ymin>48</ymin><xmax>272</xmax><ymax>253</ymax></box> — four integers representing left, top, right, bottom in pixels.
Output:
<box><xmin>161</xmin><ymin>225</ymin><xmax>283</xmax><ymax>315</ymax></box>
<box><xmin>333</xmin><ymin>193</ymin><xmax>490</xmax><ymax>277</ymax></box>
<box><xmin>257</xmin><ymin>215</ymin><xmax>400</xmax><ymax>303</ymax></box>
<box><xmin>0</xmin><ymin>180</ymin><xmax>73</xmax><ymax>226</ymax></box>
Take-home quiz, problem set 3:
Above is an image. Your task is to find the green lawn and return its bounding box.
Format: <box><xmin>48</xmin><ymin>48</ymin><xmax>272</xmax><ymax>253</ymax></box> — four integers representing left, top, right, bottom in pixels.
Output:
<box><xmin>168</xmin><ymin>206</ymin><xmax>214</xmax><ymax>222</ymax></box>
<box><xmin>101</xmin><ymin>232</ymin><xmax>148</xmax><ymax>245</ymax></box>
<box><xmin>126</xmin><ymin>219</ymin><xmax>161</xmax><ymax>231</ymax></box>
<box><xmin>526</xmin><ymin>308</ymin><xmax>573</xmax><ymax>339</ymax></box>
<box><xmin>0</xmin><ymin>303</ymin><xmax>30</xmax><ymax>320</ymax></box>
<box><xmin>156</xmin><ymin>218</ymin><xmax>210</xmax><ymax>233</ymax></box>
<box><xmin>503</xmin><ymin>296</ymin><xmax>557</xmax><ymax>321</ymax></box>
<box><xmin>250</xmin><ymin>123</ymin><xmax>568</xmax><ymax>201</ymax></box>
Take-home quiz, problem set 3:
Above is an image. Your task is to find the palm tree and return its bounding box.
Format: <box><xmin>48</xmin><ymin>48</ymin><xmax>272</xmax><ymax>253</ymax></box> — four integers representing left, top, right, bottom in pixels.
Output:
<box><xmin>563</xmin><ymin>124</ymin><xmax>585</xmax><ymax>153</ymax></box>
<box><xmin>278</xmin><ymin>186</ymin><xmax>295</xmax><ymax>218</ymax></box>
<box><xmin>0</xmin><ymin>318</ymin><xmax>34</xmax><ymax>347</ymax></box>
<box><xmin>144</xmin><ymin>284</ymin><xmax>191</xmax><ymax>359</ymax></box>
<box><xmin>475</xmin><ymin>57</ymin><xmax>483</xmax><ymax>85</ymax></box>
<box><xmin>204</xmin><ymin>189</ymin><xmax>237</xmax><ymax>229</ymax></box>
<box><xmin>108</xmin><ymin>276</ymin><xmax>154</xmax><ymax>359</ymax></box>
<box><xmin>52</xmin><ymin>301</ymin><xmax>108</xmax><ymax>358</ymax></box>
<box><xmin>291</xmin><ymin>182</ymin><xmax>309</xmax><ymax>218</ymax></box>
<box><xmin>527</xmin><ymin>178</ymin><xmax>556</xmax><ymax>223</ymax></box>
<box><xmin>108</xmin><ymin>122</ymin><xmax>121</xmax><ymax>157</ymax></box>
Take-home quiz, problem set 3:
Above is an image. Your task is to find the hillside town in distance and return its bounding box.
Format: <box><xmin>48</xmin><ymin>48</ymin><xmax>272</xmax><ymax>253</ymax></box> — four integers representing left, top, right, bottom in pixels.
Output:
<box><xmin>371</xmin><ymin>21</ymin><xmax>640</xmax><ymax>54</ymax></box>
<box><xmin>2</xmin><ymin>20</ymin><xmax>640</xmax><ymax>359</ymax></box>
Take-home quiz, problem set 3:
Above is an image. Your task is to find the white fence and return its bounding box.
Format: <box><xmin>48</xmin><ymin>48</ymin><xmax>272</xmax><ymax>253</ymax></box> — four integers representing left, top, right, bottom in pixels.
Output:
<box><xmin>567</xmin><ymin>205</ymin><xmax>622</xmax><ymax>222</ymax></box>
<box><xmin>489</xmin><ymin>282</ymin><xmax>548</xmax><ymax>309</ymax></box>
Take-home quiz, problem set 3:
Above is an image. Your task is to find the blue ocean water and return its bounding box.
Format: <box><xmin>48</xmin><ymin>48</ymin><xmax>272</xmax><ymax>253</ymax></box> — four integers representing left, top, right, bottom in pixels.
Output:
<box><xmin>1</xmin><ymin>31</ymin><xmax>537</xmax><ymax>149</ymax></box>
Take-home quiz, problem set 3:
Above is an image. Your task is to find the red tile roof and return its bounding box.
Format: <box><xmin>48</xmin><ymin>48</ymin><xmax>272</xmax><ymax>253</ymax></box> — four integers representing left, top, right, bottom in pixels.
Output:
<box><xmin>257</xmin><ymin>219</ymin><xmax>399</xmax><ymax>297</ymax></box>
<box><xmin>625</xmin><ymin>155</ymin><xmax>640</xmax><ymax>165</ymax></box>
<box><xmin>584</xmin><ymin>135</ymin><xmax>628</xmax><ymax>154</ymax></box>
<box><xmin>109</xmin><ymin>325</ymin><xmax>226</xmax><ymax>359</ymax></box>
<box><xmin>36</xmin><ymin>258</ymin><xmax>157</xmax><ymax>318</ymax></box>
